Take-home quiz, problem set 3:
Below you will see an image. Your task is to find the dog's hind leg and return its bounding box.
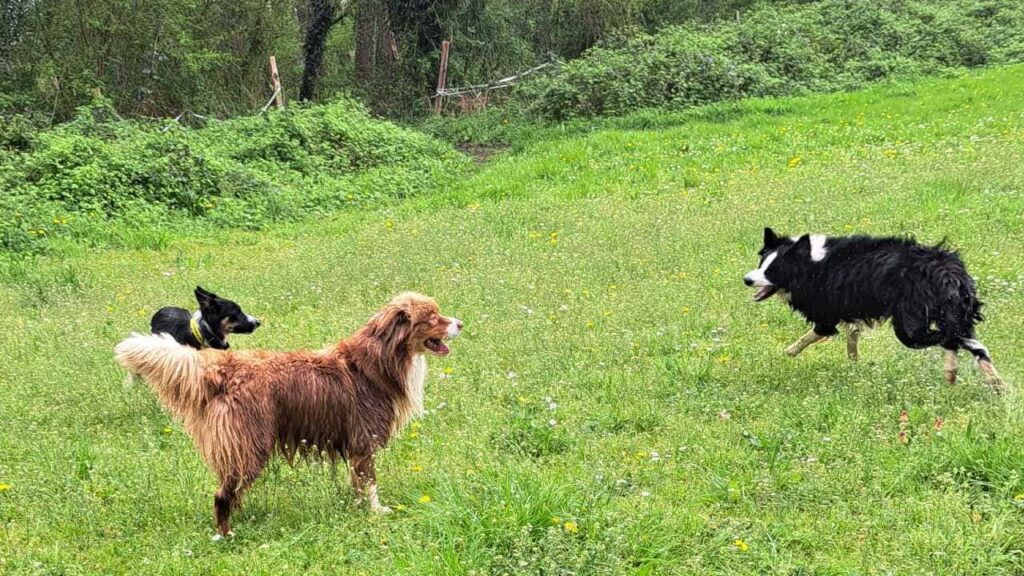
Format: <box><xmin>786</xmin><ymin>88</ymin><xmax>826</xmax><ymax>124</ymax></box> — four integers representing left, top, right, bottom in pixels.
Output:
<box><xmin>785</xmin><ymin>324</ymin><xmax>836</xmax><ymax>357</ymax></box>
<box><xmin>203</xmin><ymin>413</ymin><xmax>273</xmax><ymax>537</ymax></box>
<box><xmin>942</xmin><ymin>347</ymin><xmax>958</xmax><ymax>385</ymax></box>
<box><xmin>845</xmin><ymin>323</ymin><xmax>862</xmax><ymax>361</ymax></box>
<box><xmin>214</xmin><ymin>478</ymin><xmax>239</xmax><ymax>537</ymax></box>
<box><xmin>960</xmin><ymin>338</ymin><xmax>1004</xmax><ymax>392</ymax></box>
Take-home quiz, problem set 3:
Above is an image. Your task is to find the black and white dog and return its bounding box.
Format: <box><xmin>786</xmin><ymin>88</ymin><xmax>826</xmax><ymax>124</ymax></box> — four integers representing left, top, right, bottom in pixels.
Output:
<box><xmin>744</xmin><ymin>228</ymin><xmax>1002</xmax><ymax>389</ymax></box>
<box><xmin>150</xmin><ymin>286</ymin><xmax>261</xmax><ymax>350</ymax></box>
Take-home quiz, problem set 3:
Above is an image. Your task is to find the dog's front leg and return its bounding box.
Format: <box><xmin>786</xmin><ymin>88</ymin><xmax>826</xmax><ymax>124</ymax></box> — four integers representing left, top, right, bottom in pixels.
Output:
<box><xmin>350</xmin><ymin>454</ymin><xmax>392</xmax><ymax>514</ymax></box>
<box><xmin>845</xmin><ymin>324</ymin><xmax>861</xmax><ymax>361</ymax></box>
<box><xmin>785</xmin><ymin>329</ymin><xmax>828</xmax><ymax>357</ymax></box>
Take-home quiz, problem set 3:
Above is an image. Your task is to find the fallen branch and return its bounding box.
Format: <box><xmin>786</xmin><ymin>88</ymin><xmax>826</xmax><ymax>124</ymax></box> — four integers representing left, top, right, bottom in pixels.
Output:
<box><xmin>436</xmin><ymin>61</ymin><xmax>554</xmax><ymax>98</ymax></box>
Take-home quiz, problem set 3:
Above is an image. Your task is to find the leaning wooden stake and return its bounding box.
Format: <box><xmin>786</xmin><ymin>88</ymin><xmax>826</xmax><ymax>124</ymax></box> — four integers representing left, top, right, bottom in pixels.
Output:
<box><xmin>434</xmin><ymin>40</ymin><xmax>451</xmax><ymax>115</ymax></box>
<box><xmin>269</xmin><ymin>56</ymin><xmax>285</xmax><ymax>108</ymax></box>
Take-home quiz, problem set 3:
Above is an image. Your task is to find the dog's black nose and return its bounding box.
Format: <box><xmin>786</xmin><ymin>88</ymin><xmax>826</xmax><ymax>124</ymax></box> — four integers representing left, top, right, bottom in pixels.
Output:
<box><xmin>743</xmin><ymin>277</ymin><xmax>753</xmax><ymax>286</ymax></box>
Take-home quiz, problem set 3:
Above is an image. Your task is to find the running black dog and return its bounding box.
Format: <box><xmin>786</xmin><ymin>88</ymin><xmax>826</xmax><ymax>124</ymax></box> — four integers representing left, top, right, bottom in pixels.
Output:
<box><xmin>744</xmin><ymin>228</ymin><xmax>1002</xmax><ymax>390</ymax></box>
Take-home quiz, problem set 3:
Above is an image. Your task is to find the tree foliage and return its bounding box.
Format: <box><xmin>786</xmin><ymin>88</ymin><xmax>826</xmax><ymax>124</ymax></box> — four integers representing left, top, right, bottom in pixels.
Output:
<box><xmin>1</xmin><ymin>0</ymin><xmax>754</xmax><ymax>121</ymax></box>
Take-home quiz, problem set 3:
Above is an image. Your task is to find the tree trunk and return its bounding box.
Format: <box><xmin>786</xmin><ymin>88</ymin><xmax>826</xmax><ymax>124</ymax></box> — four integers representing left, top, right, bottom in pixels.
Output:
<box><xmin>354</xmin><ymin>0</ymin><xmax>398</xmax><ymax>112</ymax></box>
<box><xmin>299</xmin><ymin>0</ymin><xmax>336</xmax><ymax>102</ymax></box>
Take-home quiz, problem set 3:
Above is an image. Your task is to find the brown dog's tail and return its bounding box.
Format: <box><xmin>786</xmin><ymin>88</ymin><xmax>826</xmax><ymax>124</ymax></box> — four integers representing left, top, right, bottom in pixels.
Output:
<box><xmin>115</xmin><ymin>333</ymin><xmax>210</xmax><ymax>418</ymax></box>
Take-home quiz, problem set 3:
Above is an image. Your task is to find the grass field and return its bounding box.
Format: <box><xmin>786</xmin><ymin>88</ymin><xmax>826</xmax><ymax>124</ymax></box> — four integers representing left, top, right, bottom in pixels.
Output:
<box><xmin>2</xmin><ymin>66</ymin><xmax>1024</xmax><ymax>575</ymax></box>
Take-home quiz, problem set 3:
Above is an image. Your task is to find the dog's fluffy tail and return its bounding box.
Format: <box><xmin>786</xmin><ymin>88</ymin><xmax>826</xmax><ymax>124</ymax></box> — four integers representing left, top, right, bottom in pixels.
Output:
<box><xmin>115</xmin><ymin>333</ymin><xmax>210</xmax><ymax>417</ymax></box>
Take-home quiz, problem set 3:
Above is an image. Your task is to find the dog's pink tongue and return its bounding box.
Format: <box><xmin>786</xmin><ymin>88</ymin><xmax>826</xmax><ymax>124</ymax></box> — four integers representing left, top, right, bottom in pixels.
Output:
<box><xmin>753</xmin><ymin>287</ymin><xmax>771</xmax><ymax>301</ymax></box>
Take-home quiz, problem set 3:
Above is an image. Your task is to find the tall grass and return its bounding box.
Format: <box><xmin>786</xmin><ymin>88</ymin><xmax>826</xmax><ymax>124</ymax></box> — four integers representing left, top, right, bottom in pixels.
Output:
<box><xmin>1</xmin><ymin>66</ymin><xmax>1023</xmax><ymax>575</ymax></box>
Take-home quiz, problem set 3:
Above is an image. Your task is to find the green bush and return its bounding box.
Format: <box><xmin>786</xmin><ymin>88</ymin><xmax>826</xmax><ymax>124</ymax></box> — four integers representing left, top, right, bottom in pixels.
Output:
<box><xmin>520</xmin><ymin>0</ymin><xmax>1024</xmax><ymax>119</ymax></box>
<box><xmin>0</xmin><ymin>97</ymin><xmax>464</xmax><ymax>254</ymax></box>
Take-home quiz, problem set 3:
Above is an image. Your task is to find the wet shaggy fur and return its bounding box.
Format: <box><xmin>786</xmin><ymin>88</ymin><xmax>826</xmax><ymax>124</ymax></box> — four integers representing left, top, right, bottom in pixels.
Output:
<box><xmin>115</xmin><ymin>292</ymin><xmax>462</xmax><ymax>535</ymax></box>
<box><xmin>744</xmin><ymin>228</ymin><xmax>1002</xmax><ymax>389</ymax></box>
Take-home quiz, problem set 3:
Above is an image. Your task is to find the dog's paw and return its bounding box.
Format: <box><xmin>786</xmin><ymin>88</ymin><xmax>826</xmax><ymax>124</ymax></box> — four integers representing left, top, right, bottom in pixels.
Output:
<box><xmin>784</xmin><ymin>346</ymin><xmax>801</xmax><ymax>357</ymax></box>
<box><xmin>371</xmin><ymin>505</ymin><xmax>393</xmax><ymax>515</ymax></box>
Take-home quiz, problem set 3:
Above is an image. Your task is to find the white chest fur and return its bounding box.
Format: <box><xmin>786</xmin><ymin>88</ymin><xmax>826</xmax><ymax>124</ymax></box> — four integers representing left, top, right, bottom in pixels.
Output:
<box><xmin>393</xmin><ymin>355</ymin><xmax>426</xmax><ymax>434</ymax></box>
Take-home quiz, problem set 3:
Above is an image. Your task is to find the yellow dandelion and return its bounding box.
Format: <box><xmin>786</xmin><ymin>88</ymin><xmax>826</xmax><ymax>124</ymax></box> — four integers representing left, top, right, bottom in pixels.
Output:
<box><xmin>586</xmin><ymin>321</ymin><xmax>594</xmax><ymax>329</ymax></box>
<box><xmin>137</xmin><ymin>308</ymin><xmax>146</xmax><ymax>317</ymax></box>
<box><xmin>717</xmin><ymin>354</ymin><xmax>730</xmax><ymax>364</ymax></box>
<box><xmin>395</xmin><ymin>504</ymin><xmax>407</xmax><ymax>511</ymax></box>
<box><xmin>384</xmin><ymin>219</ymin><xmax>394</xmax><ymax>231</ymax></box>
<box><xmin>409</xmin><ymin>431</ymin><xmax>419</xmax><ymax>439</ymax></box>
<box><xmin>163</xmin><ymin>427</ymin><xmax>172</xmax><ymax>434</ymax></box>
<box><xmin>418</xmin><ymin>494</ymin><xmax>432</xmax><ymax>504</ymax></box>
<box><xmin>788</xmin><ymin>156</ymin><xmax>802</xmax><ymax>169</ymax></box>
<box><xmin>734</xmin><ymin>539</ymin><xmax>749</xmax><ymax>552</ymax></box>
<box><xmin>682</xmin><ymin>307</ymin><xmax>690</xmax><ymax>314</ymax></box>
<box><xmin>1014</xmin><ymin>493</ymin><xmax>1024</xmax><ymax>502</ymax></box>
<box><xmin>410</xmin><ymin>465</ymin><xmax>423</xmax><ymax>473</ymax></box>
<box><xmin>563</xmin><ymin>521</ymin><xmax>578</xmax><ymax>534</ymax></box>
<box><xmin>411</xmin><ymin>421</ymin><xmax>422</xmax><ymax>430</ymax></box>
<box><xmin>0</xmin><ymin>483</ymin><xmax>10</xmax><ymax>492</ymax></box>
<box><xmin>551</xmin><ymin>516</ymin><xmax>562</xmax><ymax>525</ymax></box>
<box><xmin>443</xmin><ymin>366</ymin><xmax>454</xmax><ymax>375</ymax></box>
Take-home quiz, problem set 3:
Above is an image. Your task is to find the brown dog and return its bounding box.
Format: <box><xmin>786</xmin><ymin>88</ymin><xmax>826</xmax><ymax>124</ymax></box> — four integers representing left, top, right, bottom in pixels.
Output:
<box><xmin>116</xmin><ymin>292</ymin><xmax>462</xmax><ymax>535</ymax></box>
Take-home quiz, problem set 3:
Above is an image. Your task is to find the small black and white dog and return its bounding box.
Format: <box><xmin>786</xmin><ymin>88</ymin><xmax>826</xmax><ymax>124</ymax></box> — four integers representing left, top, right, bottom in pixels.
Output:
<box><xmin>744</xmin><ymin>228</ymin><xmax>1002</xmax><ymax>389</ymax></box>
<box><xmin>150</xmin><ymin>286</ymin><xmax>261</xmax><ymax>350</ymax></box>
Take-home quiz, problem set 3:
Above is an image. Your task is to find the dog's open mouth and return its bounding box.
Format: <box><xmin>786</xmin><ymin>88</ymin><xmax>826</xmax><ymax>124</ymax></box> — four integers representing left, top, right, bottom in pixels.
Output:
<box><xmin>752</xmin><ymin>286</ymin><xmax>778</xmax><ymax>302</ymax></box>
<box><xmin>424</xmin><ymin>338</ymin><xmax>450</xmax><ymax>356</ymax></box>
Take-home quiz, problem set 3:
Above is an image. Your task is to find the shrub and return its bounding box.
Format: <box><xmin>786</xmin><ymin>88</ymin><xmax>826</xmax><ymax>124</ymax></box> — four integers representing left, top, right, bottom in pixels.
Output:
<box><xmin>0</xmin><ymin>97</ymin><xmax>464</xmax><ymax>254</ymax></box>
<box><xmin>520</xmin><ymin>0</ymin><xmax>1024</xmax><ymax>120</ymax></box>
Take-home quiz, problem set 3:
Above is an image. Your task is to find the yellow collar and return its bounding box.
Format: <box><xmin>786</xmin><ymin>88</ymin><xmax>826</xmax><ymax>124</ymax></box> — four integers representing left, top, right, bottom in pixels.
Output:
<box><xmin>190</xmin><ymin>317</ymin><xmax>206</xmax><ymax>347</ymax></box>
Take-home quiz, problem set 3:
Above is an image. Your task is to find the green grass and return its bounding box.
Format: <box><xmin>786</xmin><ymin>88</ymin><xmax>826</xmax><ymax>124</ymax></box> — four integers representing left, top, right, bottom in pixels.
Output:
<box><xmin>3</xmin><ymin>66</ymin><xmax>1024</xmax><ymax>575</ymax></box>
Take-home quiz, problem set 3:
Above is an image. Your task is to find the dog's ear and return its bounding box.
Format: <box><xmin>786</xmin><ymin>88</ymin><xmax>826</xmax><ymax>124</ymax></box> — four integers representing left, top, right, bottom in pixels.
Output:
<box><xmin>791</xmin><ymin>234</ymin><xmax>812</xmax><ymax>254</ymax></box>
<box><xmin>195</xmin><ymin>286</ymin><xmax>218</xmax><ymax>311</ymax></box>
<box><xmin>763</xmin><ymin>227</ymin><xmax>780</xmax><ymax>247</ymax></box>
<box><xmin>369</xmin><ymin>305</ymin><xmax>412</xmax><ymax>345</ymax></box>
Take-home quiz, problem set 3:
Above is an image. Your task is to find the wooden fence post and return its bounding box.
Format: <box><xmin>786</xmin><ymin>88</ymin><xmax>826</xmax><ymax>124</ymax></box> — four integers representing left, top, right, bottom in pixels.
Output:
<box><xmin>434</xmin><ymin>40</ymin><xmax>451</xmax><ymax>115</ymax></box>
<box><xmin>269</xmin><ymin>56</ymin><xmax>285</xmax><ymax>108</ymax></box>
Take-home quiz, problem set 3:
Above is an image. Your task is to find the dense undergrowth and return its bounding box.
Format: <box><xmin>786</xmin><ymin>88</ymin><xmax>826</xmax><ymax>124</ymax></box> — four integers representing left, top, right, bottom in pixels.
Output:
<box><xmin>0</xmin><ymin>97</ymin><xmax>464</xmax><ymax>255</ymax></box>
<box><xmin>518</xmin><ymin>0</ymin><xmax>1024</xmax><ymax>120</ymax></box>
